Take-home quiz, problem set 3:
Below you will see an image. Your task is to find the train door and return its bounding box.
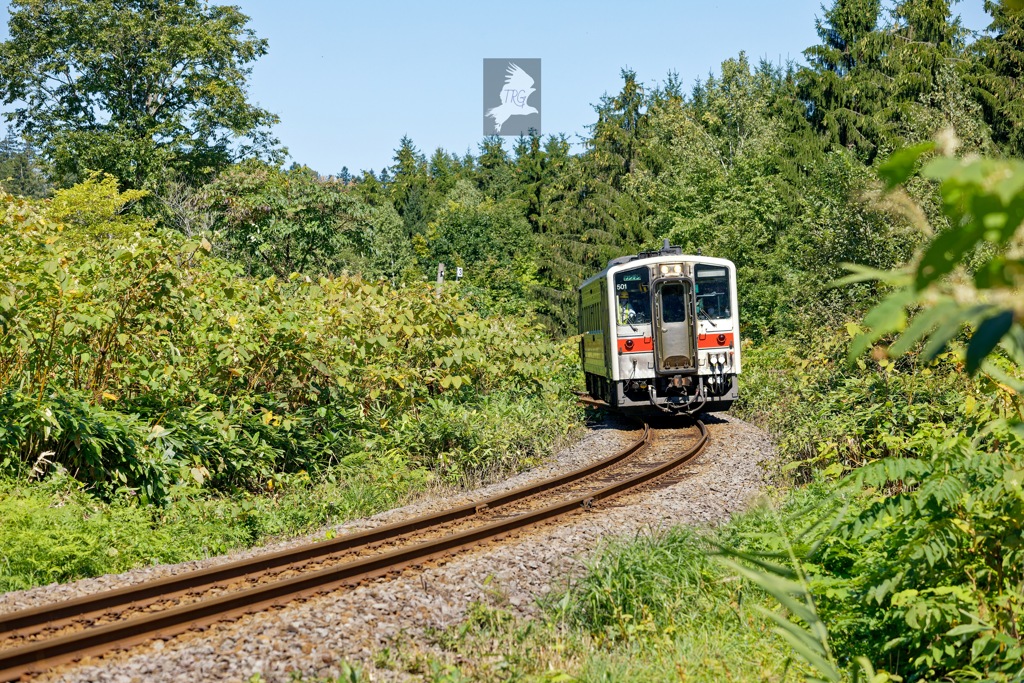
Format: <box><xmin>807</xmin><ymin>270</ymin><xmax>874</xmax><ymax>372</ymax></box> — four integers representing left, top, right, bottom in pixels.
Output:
<box><xmin>600</xmin><ymin>281</ymin><xmax>612</xmax><ymax>378</ymax></box>
<box><xmin>652</xmin><ymin>279</ymin><xmax>695</xmax><ymax>373</ymax></box>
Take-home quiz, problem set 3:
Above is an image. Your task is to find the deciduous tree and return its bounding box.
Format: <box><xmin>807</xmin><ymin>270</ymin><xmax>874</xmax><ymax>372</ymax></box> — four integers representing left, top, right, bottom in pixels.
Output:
<box><xmin>0</xmin><ymin>0</ymin><xmax>281</xmax><ymax>191</ymax></box>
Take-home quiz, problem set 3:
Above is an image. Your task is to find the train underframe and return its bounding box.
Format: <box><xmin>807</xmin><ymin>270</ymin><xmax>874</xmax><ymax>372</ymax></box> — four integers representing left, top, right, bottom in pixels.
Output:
<box><xmin>585</xmin><ymin>372</ymin><xmax>737</xmax><ymax>415</ymax></box>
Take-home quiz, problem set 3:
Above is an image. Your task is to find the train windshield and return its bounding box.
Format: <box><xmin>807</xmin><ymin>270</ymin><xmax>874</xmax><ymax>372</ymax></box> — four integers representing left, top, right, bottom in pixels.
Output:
<box><xmin>614</xmin><ymin>267</ymin><xmax>650</xmax><ymax>325</ymax></box>
<box><xmin>695</xmin><ymin>265</ymin><xmax>731</xmax><ymax>319</ymax></box>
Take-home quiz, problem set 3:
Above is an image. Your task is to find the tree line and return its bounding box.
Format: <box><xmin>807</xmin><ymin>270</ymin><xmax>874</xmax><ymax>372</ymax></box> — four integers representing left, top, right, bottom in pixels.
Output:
<box><xmin>0</xmin><ymin>0</ymin><xmax>1021</xmax><ymax>337</ymax></box>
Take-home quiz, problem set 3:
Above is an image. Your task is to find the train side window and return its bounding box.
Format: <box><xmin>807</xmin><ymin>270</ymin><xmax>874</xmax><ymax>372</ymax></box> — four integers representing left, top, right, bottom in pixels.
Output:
<box><xmin>694</xmin><ymin>265</ymin><xmax>731</xmax><ymax>319</ymax></box>
<box><xmin>614</xmin><ymin>268</ymin><xmax>650</xmax><ymax>325</ymax></box>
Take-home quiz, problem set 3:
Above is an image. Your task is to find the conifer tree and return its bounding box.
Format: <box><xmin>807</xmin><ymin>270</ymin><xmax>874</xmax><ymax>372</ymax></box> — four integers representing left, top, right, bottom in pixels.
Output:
<box><xmin>388</xmin><ymin>136</ymin><xmax>429</xmax><ymax>235</ymax></box>
<box><xmin>0</xmin><ymin>128</ymin><xmax>49</xmax><ymax>197</ymax></box>
<box><xmin>476</xmin><ymin>136</ymin><xmax>514</xmax><ymax>199</ymax></box>
<box><xmin>428</xmin><ymin>148</ymin><xmax>461</xmax><ymax>195</ymax></box>
<box><xmin>798</xmin><ymin>0</ymin><xmax>885</xmax><ymax>159</ymax></box>
<box><xmin>876</xmin><ymin>0</ymin><xmax>969</xmax><ymax>151</ymax></box>
<box><xmin>883</xmin><ymin>0</ymin><xmax>962</xmax><ymax>102</ymax></box>
<box><xmin>971</xmin><ymin>1</ymin><xmax>1024</xmax><ymax>156</ymax></box>
<box><xmin>514</xmin><ymin>132</ymin><xmax>546</xmax><ymax>232</ymax></box>
<box><xmin>590</xmin><ymin>69</ymin><xmax>646</xmax><ymax>182</ymax></box>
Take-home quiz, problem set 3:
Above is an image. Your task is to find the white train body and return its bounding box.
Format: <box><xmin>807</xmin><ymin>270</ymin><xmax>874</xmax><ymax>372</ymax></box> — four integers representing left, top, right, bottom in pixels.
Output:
<box><xmin>578</xmin><ymin>243</ymin><xmax>740</xmax><ymax>414</ymax></box>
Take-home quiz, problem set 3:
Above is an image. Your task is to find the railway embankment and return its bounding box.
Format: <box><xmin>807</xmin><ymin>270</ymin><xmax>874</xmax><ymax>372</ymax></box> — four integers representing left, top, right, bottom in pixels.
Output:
<box><xmin>0</xmin><ymin>414</ymin><xmax>771</xmax><ymax>682</ymax></box>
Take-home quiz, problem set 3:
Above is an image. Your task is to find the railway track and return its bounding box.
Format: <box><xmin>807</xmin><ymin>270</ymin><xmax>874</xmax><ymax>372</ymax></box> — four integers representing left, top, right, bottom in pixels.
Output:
<box><xmin>0</xmin><ymin>419</ymin><xmax>707</xmax><ymax>681</ymax></box>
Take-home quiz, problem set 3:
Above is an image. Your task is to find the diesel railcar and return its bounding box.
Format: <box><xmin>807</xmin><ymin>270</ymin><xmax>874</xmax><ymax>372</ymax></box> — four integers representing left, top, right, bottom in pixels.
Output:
<box><xmin>578</xmin><ymin>241</ymin><xmax>740</xmax><ymax>414</ymax></box>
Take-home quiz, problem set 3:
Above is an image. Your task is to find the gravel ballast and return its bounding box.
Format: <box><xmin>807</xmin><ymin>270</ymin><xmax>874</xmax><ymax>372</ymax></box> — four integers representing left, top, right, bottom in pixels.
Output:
<box><xmin>17</xmin><ymin>414</ymin><xmax>771</xmax><ymax>682</ymax></box>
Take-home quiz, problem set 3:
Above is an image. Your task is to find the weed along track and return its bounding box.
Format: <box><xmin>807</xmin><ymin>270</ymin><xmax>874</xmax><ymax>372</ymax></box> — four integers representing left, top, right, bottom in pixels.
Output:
<box><xmin>0</xmin><ymin>420</ymin><xmax>707</xmax><ymax>681</ymax></box>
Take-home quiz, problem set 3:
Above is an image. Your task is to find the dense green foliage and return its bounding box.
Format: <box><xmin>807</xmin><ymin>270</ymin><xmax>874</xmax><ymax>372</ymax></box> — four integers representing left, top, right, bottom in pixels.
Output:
<box><xmin>733</xmin><ymin>339</ymin><xmax>1023</xmax><ymax>681</ymax></box>
<box><xmin>710</xmin><ymin>145</ymin><xmax>1024</xmax><ymax>683</ymax></box>
<box><xmin>5</xmin><ymin>0</ymin><xmax>1020</xmax><ymax>339</ymax></box>
<box><xmin>0</xmin><ymin>182</ymin><xmax>579</xmax><ymax>501</ymax></box>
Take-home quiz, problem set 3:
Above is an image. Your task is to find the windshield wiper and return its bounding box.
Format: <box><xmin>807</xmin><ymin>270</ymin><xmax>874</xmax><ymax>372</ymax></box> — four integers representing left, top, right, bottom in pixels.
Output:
<box><xmin>697</xmin><ymin>307</ymin><xmax>718</xmax><ymax>328</ymax></box>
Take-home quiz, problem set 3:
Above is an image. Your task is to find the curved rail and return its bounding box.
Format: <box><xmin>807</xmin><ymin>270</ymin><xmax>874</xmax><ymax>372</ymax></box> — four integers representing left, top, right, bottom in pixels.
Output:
<box><xmin>0</xmin><ymin>423</ymin><xmax>649</xmax><ymax>641</ymax></box>
<box><xmin>0</xmin><ymin>420</ymin><xmax>707</xmax><ymax>681</ymax></box>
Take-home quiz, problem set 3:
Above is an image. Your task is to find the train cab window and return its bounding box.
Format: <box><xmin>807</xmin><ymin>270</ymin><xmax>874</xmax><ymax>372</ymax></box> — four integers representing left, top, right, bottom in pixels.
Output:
<box><xmin>614</xmin><ymin>268</ymin><xmax>650</xmax><ymax>326</ymax></box>
<box><xmin>660</xmin><ymin>282</ymin><xmax>688</xmax><ymax>323</ymax></box>
<box><xmin>695</xmin><ymin>265</ymin><xmax>731</xmax><ymax>319</ymax></box>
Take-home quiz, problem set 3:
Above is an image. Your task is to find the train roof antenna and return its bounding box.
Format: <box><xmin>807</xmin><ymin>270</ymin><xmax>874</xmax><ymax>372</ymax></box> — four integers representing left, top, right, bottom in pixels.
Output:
<box><xmin>662</xmin><ymin>238</ymin><xmax>670</xmax><ymax>252</ymax></box>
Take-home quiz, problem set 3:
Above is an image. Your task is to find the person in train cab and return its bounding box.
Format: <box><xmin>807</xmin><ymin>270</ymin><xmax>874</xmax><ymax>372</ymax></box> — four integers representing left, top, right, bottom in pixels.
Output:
<box><xmin>618</xmin><ymin>292</ymin><xmax>635</xmax><ymax>325</ymax></box>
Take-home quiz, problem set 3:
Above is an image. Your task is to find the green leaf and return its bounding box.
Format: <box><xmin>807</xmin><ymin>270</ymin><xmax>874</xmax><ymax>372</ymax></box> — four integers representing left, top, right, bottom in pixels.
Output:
<box><xmin>979</xmin><ymin>360</ymin><xmax>1024</xmax><ymax>393</ymax></box>
<box><xmin>973</xmin><ymin>257</ymin><xmax>1024</xmax><ymax>289</ymax></box>
<box><xmin>1000</xmin><ymin>327</ymin><xmax>1024</xmax><ymax>366</ymax></box>
<box><xmin>966</xmin><ymin>310</ymin><xmax>1014</xmax><ymax>374</ymax></box>
<box><xmin>922</xmin><ymin>304</ymin><xmax>991</xmax><ymax>360</ymax></box>
<box><xmin>833</xmin><ymin>263</ymin><xmax>911</xmax><ymax>288</ymax></box>
<box><xmin>720</xmin><ymin>559</ymin><xmax>811</xmax><ymax>616</ymax></box>
<box><xmin>714</xmin><ymin>547</ymin><xmax>797</xmax><ymax>580</ymax></box>
<box><xmin>753</xmin><ymin>605</ymin><xmax>842</xmax><ymax>682</ymax></box>
<box><xmin>887</xmin><ymin>301</ymin><xmax>957</xmax><ymax>358</ymax></box>
<box><xmin>878</xmin><ymin>142</ymin><xmax>935</xmax><ymax>190</ymax></box>
<box><xmin>864</xmin><ymin>290</ymin><xmax>914</xmax><ymax>333</ymax></box>
<box><xmin>850</xmin><ymin>289</ymin><xmax>916</xmax><ymax>360</ymax></box>
<box><xmin>921</xmin><ymin>155</ymin><xmax>962</xmax><ymax>182</ymax></box>
<box><xmin>916</xmin><ymin>222</ymin><xmax>985</xmax><ymax>290</ymax></box>
<box><xmin>946</xmin><ymin>622</ymin><xmax>990</xmax><ymax>637</ymax></box>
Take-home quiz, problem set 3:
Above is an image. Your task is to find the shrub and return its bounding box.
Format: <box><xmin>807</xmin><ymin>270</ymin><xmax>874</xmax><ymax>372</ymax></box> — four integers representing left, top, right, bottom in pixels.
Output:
<box><xmin>0</xmin><ymin>180</ymin><xmax>582</xmax><ymax>501</ymax></box>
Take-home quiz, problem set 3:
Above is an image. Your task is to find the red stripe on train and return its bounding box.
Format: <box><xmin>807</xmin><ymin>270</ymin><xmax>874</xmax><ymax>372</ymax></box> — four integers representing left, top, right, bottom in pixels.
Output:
<box><xmin>617</xmin><ymin>337</ymin><xmax>654</xmax><ymax>353</ymax></box>
<box><xmin>697</xmin><ymin>331</ymin><xmax>734</xmax><ymax>349</ymax></box>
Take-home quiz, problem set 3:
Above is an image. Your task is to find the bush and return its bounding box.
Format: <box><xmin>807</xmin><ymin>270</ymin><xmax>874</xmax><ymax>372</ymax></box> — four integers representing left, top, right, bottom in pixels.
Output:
<box><xmin>737</xmin><ymin>330</ymin><xmax>977</xmax><ymax>480</ymax></box>
<box><xmin>724</xmin><ymin>145</ymin><xmax>1024</xmax><ymax>682</ymax></box>
<box><xmin>0</xmin><ymin>181</ymin><xmax>581</xmax><ymax>500</ymax></box>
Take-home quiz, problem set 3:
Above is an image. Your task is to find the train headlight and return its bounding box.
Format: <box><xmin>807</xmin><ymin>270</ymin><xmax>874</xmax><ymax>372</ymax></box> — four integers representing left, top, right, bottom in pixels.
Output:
<box><xmin>660</xmin><ymin>265</ymin><xmax>669</xmax><ymax>275</ymax></box>
<box><xmin>672</xmin><ymin>264</ymin><xmax>681</xmax><ymax>274</ymax></box>
<box><xmin>716</xmin><ymin>352</ymin><xmax>726</xmax><ymax>365</ymax></box>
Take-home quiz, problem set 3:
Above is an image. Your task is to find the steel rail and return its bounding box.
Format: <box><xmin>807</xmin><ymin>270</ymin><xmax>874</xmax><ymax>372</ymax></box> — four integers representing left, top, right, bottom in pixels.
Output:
<box><xmin>0</xmin><ymin>423</ymin><xmax>649</xmax><ymax>641</ymax></box>
<box><xmin>0</xmin><ymin>421</ymin><xmax>706</xmax><ymax>681</ymax></box>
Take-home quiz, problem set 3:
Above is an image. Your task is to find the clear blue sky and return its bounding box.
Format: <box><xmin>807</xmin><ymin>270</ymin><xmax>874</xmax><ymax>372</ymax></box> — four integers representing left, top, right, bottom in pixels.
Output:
<box><xmin>0</xmin><ymin>0</ymin><xmax>995</xmax><ymax>176</ymax></box>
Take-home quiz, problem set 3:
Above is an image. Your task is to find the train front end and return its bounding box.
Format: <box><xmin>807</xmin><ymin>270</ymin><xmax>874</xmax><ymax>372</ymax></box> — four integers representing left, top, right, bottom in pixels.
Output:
<box><xmin>578</xmin><ymin>242</ymin><xmax>740</xmax><ymax>415</ymax></box>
